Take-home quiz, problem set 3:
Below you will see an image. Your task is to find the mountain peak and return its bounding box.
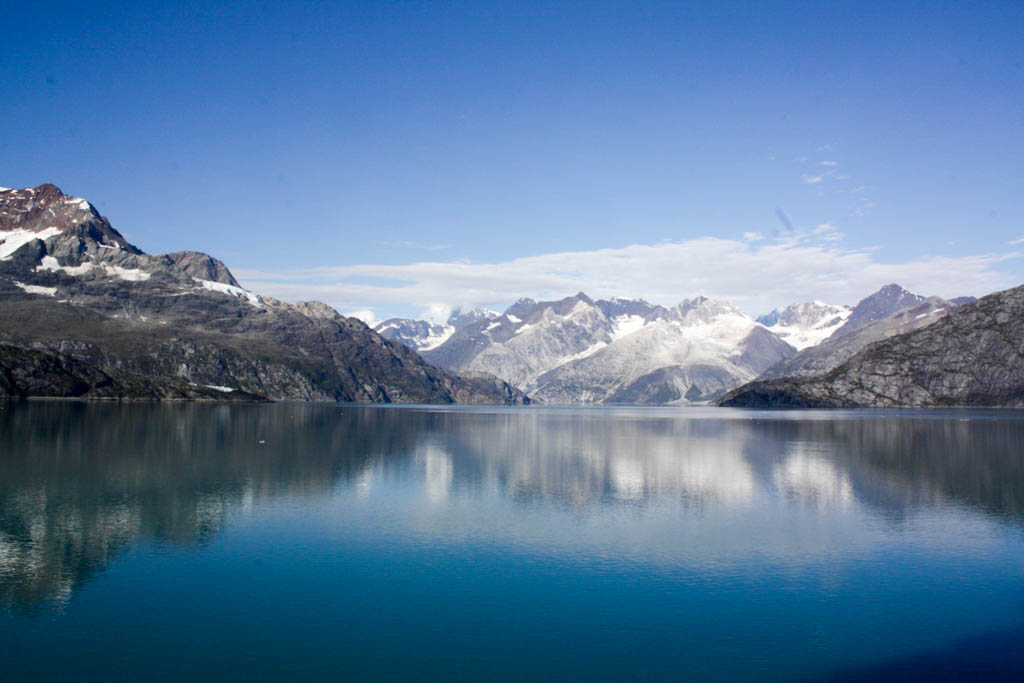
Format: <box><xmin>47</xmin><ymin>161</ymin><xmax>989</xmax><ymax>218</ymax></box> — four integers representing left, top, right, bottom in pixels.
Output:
<box><xmin>828</xmin><ymin>283</ymin><xmax>926</xmax><ymax>340</ymax></box>
<box><xmin>0</xmin><ymin>183</ymin><xmax>137</xmax><ymax>253</ymax></box>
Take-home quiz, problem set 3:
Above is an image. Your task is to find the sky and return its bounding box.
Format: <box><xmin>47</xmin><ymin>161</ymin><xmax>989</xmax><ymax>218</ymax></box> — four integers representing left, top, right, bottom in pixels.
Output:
<box><xmin>2</xmin><ymin>1</ymin><xmax>1022</xmax><ymax>323</ymax></box>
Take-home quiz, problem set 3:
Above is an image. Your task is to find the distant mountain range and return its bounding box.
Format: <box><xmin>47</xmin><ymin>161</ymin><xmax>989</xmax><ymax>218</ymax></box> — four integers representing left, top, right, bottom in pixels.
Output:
<box><xmin>374</xmin><ymin>282</ymin><xmax>980</xmax><ymax>405</ymax></box>
<box><xmin>3</xmin><ymin>183</ymin><xmax>1016</xmax><ymax>408</ymax></box>
<box><xmin>0</xmin><ymin>184</ymin><xmax>526</xmax><ymax>404</ymax></box>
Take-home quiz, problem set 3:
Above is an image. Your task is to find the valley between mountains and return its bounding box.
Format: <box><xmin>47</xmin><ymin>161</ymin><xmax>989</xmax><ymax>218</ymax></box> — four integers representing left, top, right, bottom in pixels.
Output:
<box><xmin>2</xmin><ymin>184</ymin><xmax>1020</xmax><ymax>407</ymax></box>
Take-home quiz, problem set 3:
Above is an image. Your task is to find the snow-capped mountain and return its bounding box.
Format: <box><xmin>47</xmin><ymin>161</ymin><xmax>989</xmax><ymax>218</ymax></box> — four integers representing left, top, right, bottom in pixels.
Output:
<box><xmin>364</xmin><ymin>279</ymin><xmax>970</xmax><ymax>405</ymax></box>
<box><xmin>758</xmin><ymin>289</ymin><xmax>961</xmax><ymax>381</ymax></box>
<box><xmin>756</xmin><ymin>302</ymin><xmax>852</xmax><ymax>350</ymax></box>
<box><xmin>0</xmin><ymin>184</ymin><xmax>526</xmax><ymax>404</ymax></box>
<box><xmin>374</xmin><ymin>308</ymin><xmax>498</xmax><ymax>351</ymax></box>
<box><xmin>829</xmin><ymin>283</ymin><xmax>925</xmax><ymax>340</ymax></box>
<box><xmin>530</xmin><ymin>297</ymin><xmax>794</xmax><ymax>404</ymax></box>
<box><xmin>380</xmin><ymin>292</ymin><xmax>791</xmax><ymax>404</ymax></box>
<box><xmin>419</xmin><ymin>293</ymin><xmax>674</xmax><ymax>392</ymax></box>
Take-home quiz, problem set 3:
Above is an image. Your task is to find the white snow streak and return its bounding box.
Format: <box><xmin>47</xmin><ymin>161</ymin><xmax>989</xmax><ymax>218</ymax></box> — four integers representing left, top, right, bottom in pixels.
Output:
<box><xmin>418</xmin><ymin>325</ymin><xmax>455</xmax><ymax>351</ymax></box>
<box><xmin>36</xmin><ymin>255</ymin><xmax>94</xmax><ymax>276</ymax></box>
<box><xmin>197</xmin><ymin>279</ymin><xmax>263</xmax><ymax>308</ymax></box>
<box><xmin>13</xmin><ymin>281</ymin><xmax>57</xmax><ymax>296</ymax></box>
<box><xmin>0</xmin><ymin>227</ymin><xmax>62</xmax><ymax>260</ymax></box>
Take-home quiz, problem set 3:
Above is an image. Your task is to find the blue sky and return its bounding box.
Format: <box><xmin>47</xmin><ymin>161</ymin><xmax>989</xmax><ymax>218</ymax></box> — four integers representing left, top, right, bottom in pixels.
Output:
<box><xmin>2</xmin><ymin>1</ymin><xmax>1022</xmax><ymax>320</ymax></box>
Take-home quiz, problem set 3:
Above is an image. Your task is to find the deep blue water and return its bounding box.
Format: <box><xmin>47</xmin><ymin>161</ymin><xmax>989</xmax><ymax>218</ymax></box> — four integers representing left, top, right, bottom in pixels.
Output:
<box><xmin>2</xmin><ymin>402</ymin><xmax>1024</xmax><ymax>681</ymax></box>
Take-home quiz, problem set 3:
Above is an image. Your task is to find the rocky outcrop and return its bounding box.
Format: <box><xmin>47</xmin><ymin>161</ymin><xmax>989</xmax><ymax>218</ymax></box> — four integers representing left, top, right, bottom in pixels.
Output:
<box><xmin>0</xmin><ymin>184</ymin><xmax>137</xmax><ymax>252</ymax></box>
<box><xmin>0</xmin><ymin>184</ymin><xmax>527</xmax><ymax>405</ymax></box>
<box><xmin>719</xmin><ymin>283</ymin><xmax>1024</xmax><ymax>408</ymax></box>
<box><xmin>0</xmin><ymin>343</ymin><xmax>262</xmax><ymax>400</ymax></box>
<box><xmin>162</xmin><ymin>251</ymin><xmax>240</xmax><ymax>286</ymax></box>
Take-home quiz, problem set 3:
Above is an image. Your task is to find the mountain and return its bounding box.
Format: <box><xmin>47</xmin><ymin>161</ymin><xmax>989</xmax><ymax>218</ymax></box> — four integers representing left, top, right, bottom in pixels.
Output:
<box><xmin>829</xmin><ymin>283</ymin><xmax>925</xmax><ymax>340</ymax></box>
<box><xmin>421</xmin><ymin>293</ymin><xmax>672</xmax><ymax>392</ymax></box>
<box><xmin>374</xmin><ymin>308</ymin><xmax>498</xmax><ymax>351</ymax></box>
<box><xmin>719</xmin><ymin>283</ymin><xmax>1024</xmax><ymax>408</ymax></box>
<box><xmin>0</xmin><ymin>184</ymin><xmax>527</xmax><ymax>404</ymax></box>
<box><xmin>758</xmin><ymin>286</ymin><xmax>958</xmax><ymax>381</ymax></box>
<box><xmin>530</xmin><ymin>297</ymin><xmax>796</xmax><ymax>404</ymax></box>
<box><xmin>378</xmin><ymin>292</ymin><xmax>793</xmax><ymax>405</ymax></box>
<box><xmin>757</xmin><ymin>301</ymin><xmax>852</xmax><ymax>350</ymax></box>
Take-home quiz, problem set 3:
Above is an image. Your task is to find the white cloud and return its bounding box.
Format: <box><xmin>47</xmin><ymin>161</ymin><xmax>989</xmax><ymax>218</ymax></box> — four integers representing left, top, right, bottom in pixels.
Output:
<box><xmin>852</xmin><ymin>198</ymin><xmax>876</xmax><ymax>216</ymax></box>
<box><xmin>1010</xmin><ymin>236</ymin><xmax>1024</xmax><ymax>245</ymax></box>
<box><xmin>236</xmin><ymin>235</ymin><xmax>1021</xmax><ymax>319</ymax></box>
<box><xmin>802</xmin><ymin>174</ymin><xmax>824</xmax><ymax>184</ymax></box>
<box><xmin>812</xmin><ymin>223</ymin><xmax>845</xmax><ymax>241</ymax></box>
<box><xmin>743</xmin><ymin>231</ymin><xmax>764</xmax><ymax>242</ymax></box>
<box><xmin>420</xmin><ymin>303</ymin><xmax>454</xmax><ymax>325</ymax></box>
<box><xmin>344</xmin><ymin>309</ymin><xmax>379</xmax><ymax>326</ymax></box>
<box><xmin>819</xmin><ymin>160</ymin><xmax>838</xmax><ymax>167</ymax></box>
<box><xmin>379</xmin><ymin>240</ymin><xmax>452</xmax><ymax>251</ymax></box>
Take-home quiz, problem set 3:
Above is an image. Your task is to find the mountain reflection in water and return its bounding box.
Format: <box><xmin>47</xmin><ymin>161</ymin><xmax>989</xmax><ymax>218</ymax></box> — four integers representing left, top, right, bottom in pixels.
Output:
<box><xmin>2</xmin><ymin>402</ymin><xmax>1023</xmax><ymax>616</ymax></box>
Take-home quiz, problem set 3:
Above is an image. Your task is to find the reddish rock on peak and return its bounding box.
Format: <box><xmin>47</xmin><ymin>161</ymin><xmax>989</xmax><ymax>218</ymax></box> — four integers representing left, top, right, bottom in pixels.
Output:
<box><xmin>0</xmin><ymin>183</ymin><xmax>139</xmax><ymax>253</ymax></box>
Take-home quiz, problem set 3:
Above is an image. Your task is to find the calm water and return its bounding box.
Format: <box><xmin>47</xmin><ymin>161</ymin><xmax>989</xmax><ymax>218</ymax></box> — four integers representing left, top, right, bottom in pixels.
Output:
<box><xmin>2</xmin><ymin>403</ymin><xmax>1024</xmax><ymax>681</ymax></box>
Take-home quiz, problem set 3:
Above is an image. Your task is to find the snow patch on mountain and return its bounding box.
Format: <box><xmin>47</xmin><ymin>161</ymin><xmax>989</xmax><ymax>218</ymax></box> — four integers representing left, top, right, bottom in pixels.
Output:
<box><xmin>419</xmin><ymin>325</ymin><xmax>456</xmax><ymax>350</ymax></box>
<box><xmin>103</xmin><ymin>264</ymin><xmax>151</xmax><ymax>281</ymax></box>
<box><xmin>611</xmin><ymin>314</ymin><xmax>646</xmax><ymax>340</ymax></box>
<box><xmin>198</xmin><ymin>279</ymin><xmax>262</xmax><ymax>307</ymax></box>
<box><xmin>14</xmin><ymin>281</ymin><xmax>57</xmax><ymax>296</ymax></box>
<box><xmin>36</xmin><ymin>255</ymin><xmax>96</xmax><ymax>276</ymax></box>
<box><xmin>0</xmin><ymin>227</ymin><xmax>63</xmax><ymax>259</ymax></box>
<box><xmin>35</xmin><ymin>255</ymin><xmax>151</xmax><ymax>282</ymax></box>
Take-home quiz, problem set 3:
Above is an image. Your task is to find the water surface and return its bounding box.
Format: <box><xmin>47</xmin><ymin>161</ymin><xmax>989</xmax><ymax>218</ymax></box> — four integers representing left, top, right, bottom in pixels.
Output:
<box><xmin>2</xmin><ymin>403</ymin><xmax>1024</xmax><ymax>681</ymax></box>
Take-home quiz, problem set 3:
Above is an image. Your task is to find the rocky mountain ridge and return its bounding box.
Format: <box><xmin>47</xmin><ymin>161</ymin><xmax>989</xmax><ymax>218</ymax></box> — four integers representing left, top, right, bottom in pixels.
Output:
<box><xmin>376</xmin><ymin>282</ymin><xmax>978</xmax><ymax>405</ymax></box>
<box><xmin>757</xmin><ymin>285</ymin><xmax>962</xmax><ymax>381</ymax></box>
<box><xmin>719</xmin><ymin>283</ymin><xmax>1024</xmax><ymax>408</ymax></box>
<box><xmin>0</xmin><ymin>184</ymin><xmax>527</xmax><ymax>404</ymax></box>
<box><xmin>378</xmin><ymin>292</ymin><xmax>795</xmax><ymax>404</ymax></box>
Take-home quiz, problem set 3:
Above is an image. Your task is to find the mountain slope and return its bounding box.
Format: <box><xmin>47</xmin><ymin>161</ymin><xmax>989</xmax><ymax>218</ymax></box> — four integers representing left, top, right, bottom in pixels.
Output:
<box><xmin>828</xmin><ymin>283</ymin><xmax>925</xmax><ymax>340</ymax></box>
<box><xmin>419</xmin><ymin>294</ymin><xmax>674</xmax><ymax>394</ymax></box>
<box><xmin>0</xmin><ymin>343</ymin><xmax>263</xmax><ymax>401</ymax></box>
<box><xmin>0</xmin><ymin>184</ymin><xmax>526</xmax><ymax>404</ymax></box>
<box><xmin>719</xmin><ymin>283</ymin><xmax>1024</xmax><ymax>408</ymax></box>
<box><xmin>531</xmin><ymin>298</ymin><xmax>795</xmax><ymax>404</ymax></box>
<box><xmin>380</xmin><ymin>292</ymin><xmax>793</xmax><ymax>405</ymax></box>
<box><xmin>760</xmin><ymin>299</ymin><xmax>953</xmax><ymax>380</ymax></box>
<box><xmin>757</xmin><ymin>301</ymin><xmax>851</xmax><ymax>350</ymax></box>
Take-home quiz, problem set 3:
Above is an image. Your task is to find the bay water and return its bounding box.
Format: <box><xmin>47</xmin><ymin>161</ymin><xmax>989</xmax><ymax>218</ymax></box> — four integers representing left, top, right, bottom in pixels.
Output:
<box><xmin>2</xmin><ymin>403</ymin><xmax>1023</xmax><ymax>681</ymax></box>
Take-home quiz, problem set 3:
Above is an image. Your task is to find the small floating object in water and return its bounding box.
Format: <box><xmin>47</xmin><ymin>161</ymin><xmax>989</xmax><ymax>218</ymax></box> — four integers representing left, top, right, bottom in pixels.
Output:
<box><xmin>258</xmin><ymin>439</ymin><xmax>266</xmax><ymax>445</ymax></box>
